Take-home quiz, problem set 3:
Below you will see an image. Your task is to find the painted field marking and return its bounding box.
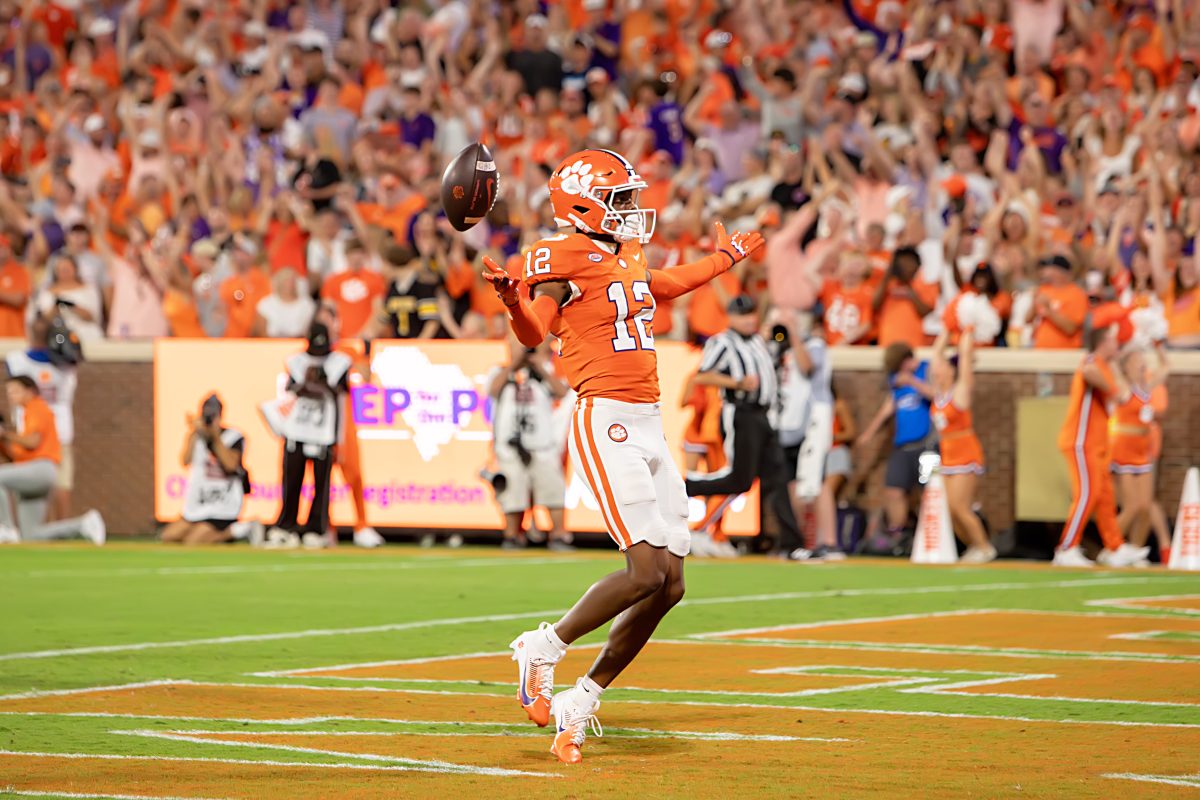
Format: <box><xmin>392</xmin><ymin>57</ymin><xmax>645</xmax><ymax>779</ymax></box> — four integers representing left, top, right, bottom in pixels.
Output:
<box><xmin>3</xmin><ymin>575</ymin><xmax>1178</xmax><ymax>664</ymax></box>
<box><xmin>120</xmin><ymin>726</ymin><xmax>849</xmax><ymax>744</ymax></box>
<box><xmin>1109</xmin><ymin>631</ymin><xmax>1200</xmax><ymax>642</ymax></box>
<box><xmin>111</xmin><ymin>730</ymin><xmax>556</xmax><ymax>777</ymax></box>
<box><xmin>17</xmin><ymin>556</ymin><xmax>587</xmax><ymax>580</ymax></box>
<box><xmin>1103</xmin><ymin>772</ymin><xmax>1200</xmax><ymax>789</ymax></box>
<box><xmin>0</xmin><ymin>790</ymin><xmax>233</xmax><ymax>800</ymax></box>
<box><xmin>1086</xmin><ymin>594</ymin><xmax>1200</xmax><ymax>616</ymax></box>
<box><xmin>0</xmin><ymin>748</ymin><xmax>559</xmax><ymax>777</ymax></box>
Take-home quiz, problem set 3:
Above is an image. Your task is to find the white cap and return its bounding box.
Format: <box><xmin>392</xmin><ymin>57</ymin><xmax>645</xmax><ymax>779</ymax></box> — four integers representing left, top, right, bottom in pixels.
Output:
<box><xmin>87</xmin><ymin>17</ymin><xmax>115</xmax><ymax>38</ymax></box>
<box><xmin>582</xmin><ymin>0</ymin><xmax>606</xmax><ymax>9</ymax></box>
<box><xmin>137</xmin><ymin>129</ymin><xmax>163</xmax><ymax>149</ymax></box>
<box><xmin>83</xmin><ymin>114</ymin><xmax>105</xmax><ymax>134</ymax></box>
<box><xmin>837</xmin><ymin>73</ymin><xmax>867</xmax><ymax>96</ymax></box>
<box><xmin>244</xmin><ymin>21</ymin><xmax>268</xmax><ymax>39</ymax></box>
<box><xmin>526</xmin><ymin>13</ymin><xmax>548</xmax><ymax>28</ymax></box>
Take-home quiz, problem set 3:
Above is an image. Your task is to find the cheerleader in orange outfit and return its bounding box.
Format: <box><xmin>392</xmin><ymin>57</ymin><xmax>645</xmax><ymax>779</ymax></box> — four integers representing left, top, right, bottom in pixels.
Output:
<box><xmin>1111</xmin><ymin>346</ymin><xmax>1168</xmax><ymax>563</ymax></box>
<box><xmin>929</xmin><ymin>327</ymin><xmax>995</xmax><ymax>563</ymax></box>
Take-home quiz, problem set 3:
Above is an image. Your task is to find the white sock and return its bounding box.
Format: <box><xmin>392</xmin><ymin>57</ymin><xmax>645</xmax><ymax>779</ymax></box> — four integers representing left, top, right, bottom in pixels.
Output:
<box><xmin>578</xmin><ymin>675</ymin><xmax>605</xmax><ymax>703</ymax></box>
<box><xmin>541</xmin><ymin>624</ymin><xmax>568</xmax><ymax>653</ymax></box>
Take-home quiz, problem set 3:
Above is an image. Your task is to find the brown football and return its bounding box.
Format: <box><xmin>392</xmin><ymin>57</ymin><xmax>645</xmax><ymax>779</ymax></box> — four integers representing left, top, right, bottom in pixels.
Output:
<box><xmin>440</xmin><ymin>142</ymin><xmax>499</xmax><ymax>232</ymax></box>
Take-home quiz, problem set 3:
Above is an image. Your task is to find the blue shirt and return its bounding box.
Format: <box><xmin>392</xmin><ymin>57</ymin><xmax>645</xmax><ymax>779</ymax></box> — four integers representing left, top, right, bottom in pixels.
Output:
<box><xmin>647</xmin><ymin>102</ymin><xmax>685</xmax><ymax>165</ymax></box>
<box><xmin>889</xmin><ymin>361</ymin><xmax>931</xmax><ymax>446</ymax></box>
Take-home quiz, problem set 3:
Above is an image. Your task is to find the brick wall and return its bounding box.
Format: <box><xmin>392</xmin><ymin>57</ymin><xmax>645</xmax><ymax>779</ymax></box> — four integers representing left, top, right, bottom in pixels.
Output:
<box><xmin>29</xmin><ymin>353</ymin><xmax>1200</xmax><ymax>538</ymax></box>
<box><xmin>835</xmin><ymin>369</ymin><xmax>1200</xmax><ymax>532</ymax></box>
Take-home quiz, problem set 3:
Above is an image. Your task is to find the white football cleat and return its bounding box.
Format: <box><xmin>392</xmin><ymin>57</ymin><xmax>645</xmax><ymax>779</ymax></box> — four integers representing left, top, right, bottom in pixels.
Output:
<box><xmin>1096</xmin><ymin>543</ymin><xmax>1152</xmax><ymax>568</ymax></box>
<box><xmin>1052</xmin><ymin>546</ymin><xmax>1093</xmax><ymax>568</ymax></box>
<box><xmin>510</xmin><ymin>622</ymin><xmax>566</xmax><ymax>727</ymax></box>
<box><xmin>549</xmin><ymin>679</ymin><xmax>603</xmax><ymax>764</ymax></box>
<box><xmin>0</xmin><ymin>525</ymin><xmax>20</xmax><ymax>544</ymax></box>
<box><xmin>264</xmin><ymin>528</ymin><xmax>300</xmax><ymax>549</ymax></box>
<box><xmin>81</xmin><ymin>510</ymin><xmax>106</xmax><ymax>546</ymax></box>
<box><xmin>353</xmin><ymin>527</ymin><xmax>385</xmax><ymax>548</ymax></box>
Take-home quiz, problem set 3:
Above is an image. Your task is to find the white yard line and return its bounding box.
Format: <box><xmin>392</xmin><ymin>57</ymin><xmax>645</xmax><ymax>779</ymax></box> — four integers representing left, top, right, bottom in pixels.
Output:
<box><xmin>18</xmin><ymin>557</ymin><xmax>585</xmax><ymax>580</ymax></box>
<box><xmin>1086</xmin><ymin>594</ymin><xmax>1200</xmax><ymax>615</ymax></box>
<box><xmin>1102</xmin><ymin>772</ymin><xmax>1200</xmax><ymax>789</ymax></box>
<box><xmin>690</xmin><ymin>609</ymin><xmax>993</xmax><ymax>639</ymax></box>
<box><xmin>2</xmin><ymin>575</ymin><xmax>1178</xmax><ymax>664</ymax></box>
<box><xmin>1</xmin><ymin>791</ymin><xmax>232</xmax><ymax>800</ymax></box>
<box><xmin>132</xmin><ymin>727</ymin><xmax>848</xmax><ymax>744</ymax></box>
<box><xmin>116</xmin><ymin>729</ymin><xmax>554</xmax><ymax>776</ymax></box>
<box><xmin>0</xmin><ymin>745</ymin><xmax>557</xmax><ymax>779</ymax></box>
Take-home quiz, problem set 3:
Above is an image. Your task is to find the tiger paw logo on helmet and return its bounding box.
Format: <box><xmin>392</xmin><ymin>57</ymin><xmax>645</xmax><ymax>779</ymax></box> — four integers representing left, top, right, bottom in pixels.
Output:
<box><xmin>557</xmin><ymin>160</ymin><xmax>596</xmax><ymax>197</ymax></box>
<box><xmin>608</xmin><ymin>424</ymin><xmax>628</xmax><ymax>443</ymax></box>
<box><xmin>548</xmin><ymin>149</ymin><xmax>656</xmax><ymax>244</ymax></box>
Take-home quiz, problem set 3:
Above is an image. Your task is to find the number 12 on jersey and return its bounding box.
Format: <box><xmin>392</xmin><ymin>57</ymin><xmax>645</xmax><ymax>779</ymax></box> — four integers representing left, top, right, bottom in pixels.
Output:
<box><xmin>608</xmin><ymin>280</ymin><xmax>655</xmax><ymax>352</ymax></box>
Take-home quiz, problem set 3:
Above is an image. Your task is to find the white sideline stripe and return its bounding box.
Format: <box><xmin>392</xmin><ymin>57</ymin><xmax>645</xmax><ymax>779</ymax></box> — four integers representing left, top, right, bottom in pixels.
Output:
<box><xmin>1086</xmin><ymin>594</ymin><xmax>1200</xmax><ymax>616</ymax></box>
<box><xmin>710</xmin><ymin>637</ymin><xmax>1200</xmax><ymax>664</ymax></box>
<box><xmin>0</xmin><ymin>748</ymin><xmax>557</xmax><ymax>779</ymax></box>
<box><xmin>0</xmin><ymin>711</ymin><xmax>849</xmax><ymax>742</ymax></box>
<box><xmin>691</xmin><ymin>609</ymin><xmax>993</xmax><ymax>639</ymax></box>
<box><xmin>19</xmin><ymin>556</ymin><xmax>585</xmax><ymax>579</ymax></box>
<box><xmin>0</xmin><ymin>610</ymin><xmax>570</xmax><ymax>663</ymax></box>
<box><xmin>0</xmin><ymin>680</ymin><xmax>177</xmax><ymax>702</ymax></box>
<box><xmin>112</xmin><ymin>730</ymin><xmax>556</xmax><ymax>778</ymax></box>
<box><xmin>1110</xmin><ymin>631</ymin><xmax>1200</xmax><ymax>642</ymax></box>
<box><xmin>1</xmin><ymin>791</ymin><xmax>231</xmax><ymax>800</ymax></box>
<box><xmin>143</xmin><ymin>727</ymin><xmax>849</xmax><ymax>744</ymax></box>
<box><xmin>1103</xmin><ymin>773</ymin><xmax>1200</xmax><ymax>789</ymax></box>
<box><xmin>2</xmin><ymin>575</ymin><xmax>1173</xmax><ymax>663</ymax></box>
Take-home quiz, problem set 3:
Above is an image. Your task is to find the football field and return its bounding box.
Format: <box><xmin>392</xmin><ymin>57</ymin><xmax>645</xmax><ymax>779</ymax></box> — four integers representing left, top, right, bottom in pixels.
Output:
<box><xmin>2</xmin><ymin>544</ymin><xmax>1199</xmax><ymax>799</ymax></box>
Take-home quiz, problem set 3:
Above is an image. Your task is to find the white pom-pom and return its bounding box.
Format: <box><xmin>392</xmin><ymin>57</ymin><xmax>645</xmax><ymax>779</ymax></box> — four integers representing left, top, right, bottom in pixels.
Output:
<box><xmin>1129</xmin><ymin>306</ymin><xmax>1168</xmax><ymax>345</ymax></box>
<box><xmin>955</xmin><ymin>292</ymin><xmax>1002</xmax><ymax>343</ymax></box>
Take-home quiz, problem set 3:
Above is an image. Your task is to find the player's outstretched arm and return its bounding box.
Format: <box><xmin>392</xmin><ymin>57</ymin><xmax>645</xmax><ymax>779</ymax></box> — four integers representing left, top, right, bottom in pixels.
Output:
<box><xmin>648</xmin><ymin>222</ymin><xmax>764</xmax><ymax>301</ymax></box>
<box><xmin>482</xmin><ymin>255</ymin><xmax>559</xmax><ymax>347</ymax></box>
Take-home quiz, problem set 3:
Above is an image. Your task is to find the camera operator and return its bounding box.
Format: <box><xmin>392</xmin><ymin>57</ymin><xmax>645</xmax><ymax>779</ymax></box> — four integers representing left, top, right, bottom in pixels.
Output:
<box><xmin>685</xmin><ymin>295</ymin><xmax>803</xmax><ymax>556</ymax></box>
<box><xmin>161</xmin><ymin>394</ymin><xmax>251</xmax><ymax>545</ymax></box>
<box><xmin>6</xmin><ymin>314</ymin><xmax>80</xmax><ymax>522</ymax></box>
<box><xmin>0</xmin><ymin>376</ymin><xmax>105</xmax><ymax>545</ymax></box>
<box><xmin>486</xmin><ymin>336</ymin><xmax>573</xmax><ymax>551</ymax></box>
<box><xmin>262</xmin><ymin>308</ymin><xmax>352</xmax><ymax>548</ymax></box>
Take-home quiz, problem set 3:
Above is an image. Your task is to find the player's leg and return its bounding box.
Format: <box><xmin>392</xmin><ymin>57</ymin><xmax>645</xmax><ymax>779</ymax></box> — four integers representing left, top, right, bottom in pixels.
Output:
<box><xmin>755</xmin><ymin>416</ymin><xmax>804</xmax><ymax>555</ymax></box>
<box><xmin>882</xmin><ymin>446</ymin><xmax>918</xmax><ymax>546</ymax></box>
<box><xmin>49</xmin><ymin>444</ymin><xmax>73</xmax><ymax>521</ymax></box>
<box><xmin>685</xmin><ymin>407</ymin><xmax>764</xmax><ymax>497</ymax></box>
<box><xmin>1094</xmin><ymin>459</ymin><xmax>1146</xmax><ymax>566</ymax></box>
<box><xmin>300</xmin><ymin>448</ymin><xmax>334</xmax><ymax>537</ymax></box>
<box><xmin>584</xmin><ymin>550</ymin><xmax>684</xmax><ymax>688</ymax></box>
<box><xmin>554</xmin><ymin>542</ymin><xmax>671</xmax><ymax>642</ymax></box>
<box><xmin>1118</xmin><ymin>471</ymin><xmax>1153</xmax><ymax>547</ymax></box>
<box><xmin>1056</xmin><ymin>446</ymin><xmax>1099</xmax><ymax>563</ymax></box>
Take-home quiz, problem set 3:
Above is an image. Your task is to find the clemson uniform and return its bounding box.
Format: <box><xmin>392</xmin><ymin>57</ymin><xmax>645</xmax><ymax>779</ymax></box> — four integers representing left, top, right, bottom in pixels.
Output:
<box><xmin>1109</xmin><ymin>387</ymin><xmax>1155</xmax><ymax>475</ymax></box>
<box><xmin>1056</xmin><ymin>355</ymin><xmax>1123</xmax><ymax>552</ymax></box>
<box><xmin>525</xmin><ymin>231</ymin><xmax>691</xmax><ymax>556</ymax></box>
<box><xmin>931</xmin><ymin>394</ymin><xmax>985</xmax><ymax>476</ymax></box>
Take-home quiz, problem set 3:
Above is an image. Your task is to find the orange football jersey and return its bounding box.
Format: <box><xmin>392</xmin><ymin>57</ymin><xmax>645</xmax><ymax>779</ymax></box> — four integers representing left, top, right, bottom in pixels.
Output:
<box><xmin>525</xmin><ymin>232</ymin><xmax>660</xmax><ymax>404</ymax></box>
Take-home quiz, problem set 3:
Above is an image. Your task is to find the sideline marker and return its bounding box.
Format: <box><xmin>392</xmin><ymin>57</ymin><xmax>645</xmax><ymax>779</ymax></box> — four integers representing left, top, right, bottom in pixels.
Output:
<box><xmin>912</xmin><ymin>463</ymin><xmax>958</xmax><ymax>565</ymax></box>
<box><xmin>1168</xmin><ymin>467</ymin><xmax>1200</xmax><ymax>571</ymax></box>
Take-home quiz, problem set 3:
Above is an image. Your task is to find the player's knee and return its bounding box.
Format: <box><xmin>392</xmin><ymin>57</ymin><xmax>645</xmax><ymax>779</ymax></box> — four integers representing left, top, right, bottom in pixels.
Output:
<box><xmin>664</xmin><ymin>576</ymin><xmax>685</xmax><ymax>608</ymax></box>
<box><xmin>628</xmin><ymin>563</ymin><xmax>668</xmax><ymax>600</ymax></box>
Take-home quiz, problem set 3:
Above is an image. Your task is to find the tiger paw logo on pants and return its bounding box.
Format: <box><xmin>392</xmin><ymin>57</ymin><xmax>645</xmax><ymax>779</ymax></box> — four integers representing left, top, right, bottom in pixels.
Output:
<box><xmin>608</xmin><ymin>424</ymin><xmax>628</xmax><ymax>443</ymax></box>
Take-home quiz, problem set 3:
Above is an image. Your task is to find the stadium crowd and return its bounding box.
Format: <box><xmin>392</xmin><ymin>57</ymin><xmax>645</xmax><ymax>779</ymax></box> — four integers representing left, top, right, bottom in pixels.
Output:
<box><xmin>0</xmin><ymin>0</ymin><xmax>1194</xmax><ymax>349</ymax></box>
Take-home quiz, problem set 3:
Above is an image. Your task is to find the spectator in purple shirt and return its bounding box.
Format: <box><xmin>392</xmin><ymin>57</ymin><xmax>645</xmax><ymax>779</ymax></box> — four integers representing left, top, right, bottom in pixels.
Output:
<box><xmin>398</xmin><ymin>87</ymin><xmax>436</xmax><ymax>153</ymax></box>
<box><xmin>1007</xmin><ymin>92</ymin><xmax>1068</xmax><ymax>175</ymax></box>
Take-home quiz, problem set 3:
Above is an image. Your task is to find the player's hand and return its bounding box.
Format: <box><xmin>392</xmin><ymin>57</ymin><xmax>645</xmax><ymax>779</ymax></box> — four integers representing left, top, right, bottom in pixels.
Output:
<box><xmin>482</xmin><ymin>255</ymin><xmax>521</xmax><ymax>307</ymax></box>
<box><xmin>714</xmin><ymin>222</ymin><xmax>765</xmax><ymax>266</ymax></box>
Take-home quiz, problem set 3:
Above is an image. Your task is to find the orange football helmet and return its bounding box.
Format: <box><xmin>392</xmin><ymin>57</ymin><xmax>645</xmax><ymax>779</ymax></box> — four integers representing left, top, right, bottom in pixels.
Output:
<box><xmin>547</xmin><ymin>149</ymin><xmax>655</xmax><ymax>243</ymax></box>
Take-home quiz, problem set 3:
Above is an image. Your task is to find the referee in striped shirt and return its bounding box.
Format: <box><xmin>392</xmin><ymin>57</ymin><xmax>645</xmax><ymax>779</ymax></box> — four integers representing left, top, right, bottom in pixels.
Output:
<box><xmin>685</xmin><ymin>295</ymin><xmax>803</xmax><ymax>551</ymax></box>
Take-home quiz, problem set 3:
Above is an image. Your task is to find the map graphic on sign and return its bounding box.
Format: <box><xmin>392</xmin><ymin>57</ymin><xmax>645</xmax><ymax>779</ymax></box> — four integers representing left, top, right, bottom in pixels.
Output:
<box><xmin>370</xmin><ymin>346</ymin><xmax>482</xmax><ymax>461</ymax></box>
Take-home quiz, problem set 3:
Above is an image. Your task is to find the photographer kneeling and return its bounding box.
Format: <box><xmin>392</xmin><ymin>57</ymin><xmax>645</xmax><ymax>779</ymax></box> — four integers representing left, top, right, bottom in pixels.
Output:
<box><xmin>161</xmin><ymin>394</ymin><xmax>250</xmax><ymax>546</ymax></box>
<box><xmin>0</xmin><ymin>376</ymin><xmax>105</xmax><ymax>545</ymax></box>
<box><xmin>486</xmin><ymin>337</ymin><xmax>573</xmax><ymax>551</ymax></box>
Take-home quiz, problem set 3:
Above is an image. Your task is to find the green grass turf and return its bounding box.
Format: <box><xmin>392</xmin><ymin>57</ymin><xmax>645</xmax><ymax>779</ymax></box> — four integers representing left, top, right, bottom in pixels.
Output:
<box><xmin>0</xmin><ymin>543</ymin><xmax>1198</xmax><ymax>783</ymax></box>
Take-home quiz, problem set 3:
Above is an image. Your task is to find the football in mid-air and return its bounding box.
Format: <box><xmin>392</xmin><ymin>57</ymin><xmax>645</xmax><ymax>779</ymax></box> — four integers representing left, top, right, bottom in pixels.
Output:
<box><xmin>440</xmin><ymin>142</ymin><xmax>499</xmax><ymax>232</ymax></box>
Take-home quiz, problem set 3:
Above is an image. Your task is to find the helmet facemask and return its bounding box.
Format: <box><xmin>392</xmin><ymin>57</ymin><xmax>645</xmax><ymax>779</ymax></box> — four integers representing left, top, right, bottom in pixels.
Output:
<box><xmin>596</xmin><ymin>184</ymin><xmax>656</xmax><ymax>244</ymax></box>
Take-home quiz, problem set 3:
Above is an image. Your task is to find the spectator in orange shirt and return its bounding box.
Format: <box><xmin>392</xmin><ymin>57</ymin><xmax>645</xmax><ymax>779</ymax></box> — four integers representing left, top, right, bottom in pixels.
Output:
<box><xmin>321</xmin><ymin>237</ymin><xmax>385</xmax><ymax>338</ymax></box>
<box><xmin>1029</xmin><ymin>255</ymin><xmax>1088</xmax><ymax>349</ymax></box>
<box><xmin>219</xmin><ymin>236</ymin><xmax>271</xmax><ymax>339</ymax></box>
<box><xmin>872</xmin><ymin>247</ymin><xmax>938</xmax><ymax>347</ymax></box>
<box><xmin>821</xmin><ymin>250</ymin><xmax>874</xmax><ymax>345</ymax></box>
<box><xmin>0</xmin><ymin>235</ymin><xmax>31</xmax><ymax>338</ymax></box>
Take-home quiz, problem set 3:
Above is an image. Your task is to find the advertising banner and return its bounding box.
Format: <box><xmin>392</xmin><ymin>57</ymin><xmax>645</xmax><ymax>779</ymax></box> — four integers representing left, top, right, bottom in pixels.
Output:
<box><xmin>154</xmin><ymin>339</ymin><xmax>759</xmax><ymax>534</ymax></box>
